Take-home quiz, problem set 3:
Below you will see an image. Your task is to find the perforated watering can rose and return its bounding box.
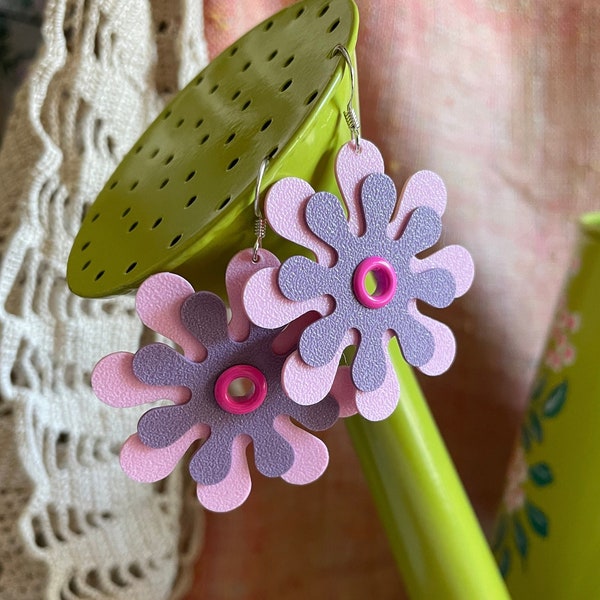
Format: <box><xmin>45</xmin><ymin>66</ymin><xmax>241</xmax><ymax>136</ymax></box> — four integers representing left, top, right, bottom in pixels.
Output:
<box><xmin>66</xmin><ymin>0</ymin><xmax>360</xmax><ymax>299</ymax></box>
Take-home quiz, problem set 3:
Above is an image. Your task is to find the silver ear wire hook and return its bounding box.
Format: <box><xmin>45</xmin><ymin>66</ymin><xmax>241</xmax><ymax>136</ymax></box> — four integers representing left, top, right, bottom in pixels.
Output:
<box><xmin>252</xmin><ymin>157</ymin><xmax>269</xmax><ymax>263</ymax></box>
<box><xmin>333</xmin><ymin>44</ymin><xmax>361</xmax><ymax>151</ymax></box>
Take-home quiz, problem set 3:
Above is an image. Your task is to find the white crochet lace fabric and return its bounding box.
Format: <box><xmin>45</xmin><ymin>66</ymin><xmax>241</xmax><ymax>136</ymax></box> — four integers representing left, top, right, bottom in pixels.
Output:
<box><xmin>0</xmin><ymin>0</ymin><xmax>208</xmax><ymax>598</ymax></box>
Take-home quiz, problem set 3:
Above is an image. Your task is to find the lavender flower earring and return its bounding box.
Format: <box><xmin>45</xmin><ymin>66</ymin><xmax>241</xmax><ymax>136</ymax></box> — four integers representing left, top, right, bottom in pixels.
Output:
<box><xmin>242</xmin><ymin>48</ymin><xmax>474</xmax><ymax>421</ymax></box>
<box><xmin>90</xmin><ymin>164</ymin><xmax>350</xmax><ymax>512</ymax></box>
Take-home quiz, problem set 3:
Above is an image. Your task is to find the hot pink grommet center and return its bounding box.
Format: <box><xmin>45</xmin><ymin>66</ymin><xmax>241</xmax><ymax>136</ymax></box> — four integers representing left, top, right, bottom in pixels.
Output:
<box><xmin>214</xmin><ymin>364</ymin><xmax>268</xmax><ymax>415</ymax></box>
<box><xmin>353</xmin><ymin>256</ymin><xmax>397</xmax><ymax>309</ymax></box>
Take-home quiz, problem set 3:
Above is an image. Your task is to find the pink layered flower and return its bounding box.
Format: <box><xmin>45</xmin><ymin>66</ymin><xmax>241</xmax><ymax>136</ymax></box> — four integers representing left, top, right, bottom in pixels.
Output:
<box><xmin>92</xmin><ymin>250</ymin><xmax>347</xmax><ymax>512</ymax></box>
<box><xmin>243</xmin><ymin>140</ymin><xmax>474</xmax><ymax>421</ymax></box>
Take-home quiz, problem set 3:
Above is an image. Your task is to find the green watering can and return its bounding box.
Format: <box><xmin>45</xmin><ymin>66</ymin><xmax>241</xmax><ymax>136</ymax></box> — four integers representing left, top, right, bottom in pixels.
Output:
<box><xmin>493</xmin><ymin>213</ymin><xmax>600</xmax><ymax>599</ymax></box>
<box><xmin>68</xmin><ymin>0</ymin><xmax>511</xmax><ymax>598</ymax></box>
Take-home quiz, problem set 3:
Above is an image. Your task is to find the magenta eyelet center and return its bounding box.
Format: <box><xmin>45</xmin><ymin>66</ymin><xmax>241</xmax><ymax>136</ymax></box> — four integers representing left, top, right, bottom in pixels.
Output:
<box><xmin>214</xmin><ymin>364</ymin><xmax>268</xmax><ymax>415</ymax></box>
<box><xmin>353</xmin><ymin>256</ymin><xmax>397</xmax><ymax>309</ymax></box>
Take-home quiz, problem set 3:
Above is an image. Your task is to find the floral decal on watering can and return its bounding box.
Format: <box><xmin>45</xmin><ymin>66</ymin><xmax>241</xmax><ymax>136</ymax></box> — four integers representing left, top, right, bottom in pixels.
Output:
<box><xmin>544</xmin><ymin>300</ymin><xmax>580</xmax><ymax>372</ymax></box>
<box><xmin>493</xmin><ymin>377</ymin><xmax>569</xmax><ymax>576</ymax></box>
<box><xmin>493</xmin><ymin>284</ymin><xmax>579</xmax><ymax>577</ymax></box>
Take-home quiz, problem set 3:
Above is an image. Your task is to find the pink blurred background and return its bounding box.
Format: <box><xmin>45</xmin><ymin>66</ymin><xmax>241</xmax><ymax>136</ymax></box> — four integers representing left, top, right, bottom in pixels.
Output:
<box><xmin>4</xmin><ymin>1</ymin><xmax>594</xmax><ymax>597</ymax></box>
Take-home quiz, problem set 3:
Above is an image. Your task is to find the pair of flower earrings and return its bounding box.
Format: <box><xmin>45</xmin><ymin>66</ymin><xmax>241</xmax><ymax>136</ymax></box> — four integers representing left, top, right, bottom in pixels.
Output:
<box><xmin>92</xmin><ymin>66</ymin><xmax>474</xmax><ymax>513</ymax></box>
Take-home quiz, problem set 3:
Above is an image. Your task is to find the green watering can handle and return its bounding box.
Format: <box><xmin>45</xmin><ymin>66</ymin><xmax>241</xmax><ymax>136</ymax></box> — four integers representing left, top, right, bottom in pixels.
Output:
<box><xmin>67</xmin><ymin>1</ymin><xmax>509</xmax><ymax>598</ymax></box>
<box><xmin>350</xmin><ymin>340</ymin><xmax>509</xmax><ymax>599</ymax></box>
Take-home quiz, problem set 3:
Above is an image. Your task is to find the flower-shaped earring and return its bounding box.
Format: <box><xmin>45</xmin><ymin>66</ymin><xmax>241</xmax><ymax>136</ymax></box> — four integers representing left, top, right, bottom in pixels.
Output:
<box><xmin>243</xmin><ymin>140</ymin><xmax>474</xmax><ymax>421</ymax></box>
<box><xmin>92</xmin><ymin>249</ymin><xmax>342</xmax><ymax>512</ymax></box>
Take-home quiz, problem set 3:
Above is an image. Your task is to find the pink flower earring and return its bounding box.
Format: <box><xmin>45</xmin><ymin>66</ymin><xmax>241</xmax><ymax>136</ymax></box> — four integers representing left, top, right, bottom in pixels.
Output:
<box><xmin>90</xmin><ymin>162</ymin><xmax>355</xmax><ymax>512</ymax></box>
<box><xmin>243</xmin><ymin>48</ymin><xmax>474</xmax><ymax>422</ymax></box>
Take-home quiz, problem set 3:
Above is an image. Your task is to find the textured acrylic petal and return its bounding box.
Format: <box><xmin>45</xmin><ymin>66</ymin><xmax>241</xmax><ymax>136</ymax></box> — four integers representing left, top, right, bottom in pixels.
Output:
<box><xmin>138</xmin><ymin>403</ymin><xmax>198</xmax><ymax>448</ymax></box>
<box><xmin>226</xmin><ymin>248</ymin><xmax>280</xmax><ymax>342</ymax></box>
<box><xmin>412</xmin><ymin>268</ymin><xmax>456</xmax><ymax>309</ymax></box>
<box><xmin>252</xmin><ymin>426</ymin><xmax>294</xmax><ymax>478</ymax></box>
<box><xmin>189</xmin><ymin>432</ymin><xmax>234</xmax><ymax>486</ymax></box>
<box><xmin>360</xmin><ymin>173</ymin><xmax>398</xmax><ymax>234</ymax></box>
<box><xmin>244</xmin><ymin>267</ymin><xmax>332</xmax><ymax>329</ymax></box>
<box><xmin>299</xmin><ymin>312</ymin><xmax>347</xmax><ymax>368</ymax></box>
<box><xmin>274</xmin><ymin>416</ymin><xmax>329</xmax><ymax>485</ymax></box>
<box><xmin>408</xmin><ymin>301</ymin><xmax>457</xmax><ymax>376</ymax></box>
<box><xmin>133</xmin><ymin>343</ymin><xmax>195</xmax><ymax>388</ymax></box>
<box><xmin>271</xmin><ymin>312</ymin><xmax>321</xmax><ymax>355</ymax></box>
<box><xmin>305</xmin><ymin>191</ymin><xmax>353</xmax><ymax>251</ymax></box>
<box><xmin>355</xmin><ymin>378</ymin><xmax>400</xmax><ymax>422</ymax></box>
<box><xmin>196</xmin><ymin>435</ymin><xmax>252</xmax><ymax>513</ymax></box>
<box><xmin>92</xmin><ymin>352</ymin><xmax>190</xmax><ymax>407</ymax></box>
<box><xmin>335</xmin><ymin>139</ymin><xmax>385</xmax><ymax>236</ymax></box>
<box><xmin>283</xmin><ymin>351</ymin><xmax>338</xmax><ymax>406</ymax></box>
<box><xmin>278</xmin><ymin>255</ymin><xmax>330</xmax><ymax>302</ymax></box>
<box><xmin>329</xmin><ymin>366</ymin><xmax>359</xmax><ymax>418</ymax></box>
<box><xmin>120</xmin><ymin>425</ymin><xmax>206</xmax><ymax>482</ymax></box>
<box><xmin>398</xmin><ymin>206</ymin><xmax>443</xmax><ymax>256</ymax></box>
<box><xmin>136</xmin><ymin>272</ymin><xmax>205</xmax><ymax>362</ymax></box>
<box><xmin>389</xmin><ymin>170</ymin><xmax>447</xmax><ymax>239</ymax></box>
<box><xmin>265</xmin><ymin>177</ymin><xmax>336</xmax><ymax>267</ymax></box>
<box><xmin>282</xmin><ymin>331</ymin><xmax>354</xmax><ymax>405</ymax></box>
<box><xmin>180</xmin><ymin>292</ymin><xmax>229</xmax><ymax>349</ymax></box>
<box><xmin>289</xmin><ymin>395</ymin><xmax>339</xmax><ymax>431</ymax></box>
<box><xmin>394</xmin><ymin>312</ymin><xmax>435</xmax><ymax>368</ymax></box>
<box><xmin>351</xmin><ymin>328</ymin><xmax>388</xmax><ymax>392</ymax></box>
<box><xmin>354</xmin><ymin>333</ymin><xmax>400</xmax><ymax>421</ymax></box>
<box><xmin>411</xmin><ymin>245</ymin><xmax>474</xmax><ymax>298</ymax></box>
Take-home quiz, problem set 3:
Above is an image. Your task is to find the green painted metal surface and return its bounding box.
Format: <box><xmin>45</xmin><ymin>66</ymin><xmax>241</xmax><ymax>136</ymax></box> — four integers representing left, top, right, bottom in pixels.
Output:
<box><xmin>67</xmin><ymin>0</ymin><xmax>358</xmax><ymax>298</ymax></box>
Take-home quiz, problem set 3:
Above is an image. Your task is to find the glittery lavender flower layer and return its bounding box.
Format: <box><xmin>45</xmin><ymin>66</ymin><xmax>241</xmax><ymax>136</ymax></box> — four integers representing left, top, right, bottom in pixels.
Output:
<box><xmin>134</xmin><ymin>291</ymin><xmax>338</xmax><ymax>486</ymax></box>
<box><xmin>278</xmin><ymin>172</ymin><xmax>456</xmax><ymax>392</ymax></box>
